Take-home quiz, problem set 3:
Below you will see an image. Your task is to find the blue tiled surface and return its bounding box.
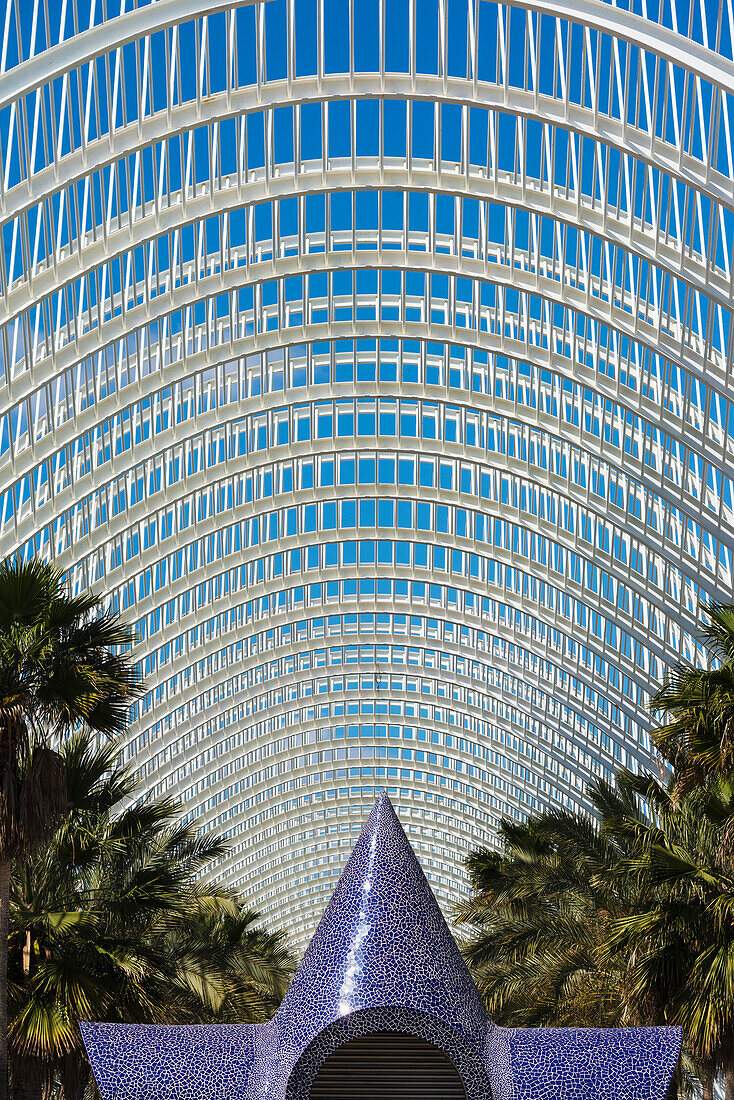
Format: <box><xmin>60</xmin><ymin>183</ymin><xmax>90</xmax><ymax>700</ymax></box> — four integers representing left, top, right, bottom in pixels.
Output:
<box><xmin>82</xmin><ymin>795</ymin><xmax>682</xmax><ymax>1100</ymax></box>
<box><xmin>505</xmin><ymin>1026</ymin><xmax>683</xmax><ymax>1100</ymax></box>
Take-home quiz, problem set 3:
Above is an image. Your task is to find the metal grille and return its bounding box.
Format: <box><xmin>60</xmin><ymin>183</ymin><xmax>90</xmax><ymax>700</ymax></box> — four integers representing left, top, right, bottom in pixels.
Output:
<box><xmin>309</xmin><ymin>1033</ymin><xmax>467</xmax><ymax>1100</ymax></box>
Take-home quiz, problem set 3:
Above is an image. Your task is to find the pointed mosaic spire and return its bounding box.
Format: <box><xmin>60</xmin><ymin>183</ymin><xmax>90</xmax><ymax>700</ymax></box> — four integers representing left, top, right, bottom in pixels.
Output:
<box><xmin>276</xmin><ymin>793</ymin><xmax>488</xmax><ymax>1051</ymax></box>
<box><xmin>81</xmin><ymin>795</ymin><xmax>681</xmax><ymax>1100</ymax></box>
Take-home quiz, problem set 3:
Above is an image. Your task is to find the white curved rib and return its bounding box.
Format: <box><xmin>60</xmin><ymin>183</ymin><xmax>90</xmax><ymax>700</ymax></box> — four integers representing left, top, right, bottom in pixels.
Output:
<box><xmin>2</xmin><ymin>0</ymin><xmax>732</xmax><ymax>950</ymax></box>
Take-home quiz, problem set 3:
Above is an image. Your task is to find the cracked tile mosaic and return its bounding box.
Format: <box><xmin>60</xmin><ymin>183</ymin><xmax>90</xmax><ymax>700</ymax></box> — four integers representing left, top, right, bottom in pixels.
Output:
<box><xmin>82</xmin><ymin>794</ymin><xmax>682</xmax><ymax>1100</ymax></box>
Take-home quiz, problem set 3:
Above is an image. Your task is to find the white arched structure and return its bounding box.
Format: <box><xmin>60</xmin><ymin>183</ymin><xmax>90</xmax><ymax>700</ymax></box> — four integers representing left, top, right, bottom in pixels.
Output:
<box><xmin>2</xmin><ymin>0</ymin><xmax>733</xmax><ymax>950</ymax></box>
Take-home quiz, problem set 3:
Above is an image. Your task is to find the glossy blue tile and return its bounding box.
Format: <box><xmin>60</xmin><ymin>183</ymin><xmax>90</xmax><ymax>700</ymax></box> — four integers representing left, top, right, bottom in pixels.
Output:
<box><xmin>82</xmin><ymin>794</ymin><xmax>681</xmax><ymax>1100</ymax></box>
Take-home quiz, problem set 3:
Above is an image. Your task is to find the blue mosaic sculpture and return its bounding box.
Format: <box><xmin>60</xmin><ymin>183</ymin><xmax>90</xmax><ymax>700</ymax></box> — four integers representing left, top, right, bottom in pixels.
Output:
<box><xmin>82</xmin><ymin>794</ymin><xmax>681</xmax><ymax>1100</ymax></box>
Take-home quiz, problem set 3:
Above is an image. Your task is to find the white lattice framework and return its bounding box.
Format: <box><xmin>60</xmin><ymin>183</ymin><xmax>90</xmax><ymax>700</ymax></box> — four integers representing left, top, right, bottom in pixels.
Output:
<box><xmin>2</xmin><ymin>0</ymin><xmax>734</xmax><ymax>950</ymax></box>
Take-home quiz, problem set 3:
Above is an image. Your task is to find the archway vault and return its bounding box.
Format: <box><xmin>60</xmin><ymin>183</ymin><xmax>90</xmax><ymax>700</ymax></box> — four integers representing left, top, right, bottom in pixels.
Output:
<box><xmin>285</xmin><ymin>1008</ymin><xmax>491</xmax><ymax>1100</ymax></box>
<box><xmin>307</xmin><ymin>1031</ymin><xmax>466</xmax><ymax>1100</ymax></box>
<box><xmin>2</xmin><ymin>0</ymin><xmax>733</xmax><ymax>949</ymax></box>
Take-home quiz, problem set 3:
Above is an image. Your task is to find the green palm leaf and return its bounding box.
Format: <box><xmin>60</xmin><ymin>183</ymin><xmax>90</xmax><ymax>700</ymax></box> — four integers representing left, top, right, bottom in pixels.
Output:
<box><xmin>9</xmin><ymin>727</ymin><xmax>295</xmax><ymax>1100</ymax></box>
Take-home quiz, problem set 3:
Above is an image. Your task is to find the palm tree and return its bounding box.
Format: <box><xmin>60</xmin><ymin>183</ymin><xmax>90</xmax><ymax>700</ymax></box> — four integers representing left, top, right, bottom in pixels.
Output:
<box><xmin>458</xmin><ymin>771</ymin><xmax>731</xmax><ymax>1098</ymax></box>
<box><xmin>163</xmin><ymin>904</ymin><xmax>294</xmax><ymax>1022</ymax></box>
<box><xmin>652</xmin><ymin>602</ymin><xmax>734</xmax><ymax>797</ymax></box>
<box><xmin>604</xmin><ymin>774</ymin><xmax>734</xmax><ymax>1100</ymax></box>
<box><xmin>8</xmin><ymin>732</ymin><xmax>295</xmax><ymax>1100</ymax></box>
<box><xmin>455</xmin><ymin>777</ymin><xmax>663</xmax><ymax>1029</ymax></box>
<box><xmin>0</xmin><ymin>557</ymin><xmax>140</xmax><ymax>1100</ymax></box>
<box><xmin>644</xmin><ymin>599</ymin><xmax>734</xmax><ymax>1095</ymax></box>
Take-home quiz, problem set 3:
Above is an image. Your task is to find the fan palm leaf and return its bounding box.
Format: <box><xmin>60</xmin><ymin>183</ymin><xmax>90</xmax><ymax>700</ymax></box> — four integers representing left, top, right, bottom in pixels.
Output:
<box><xmin>9</xmin><ymin>731</ymin><xmax>295</xmax><ymax>1100</ymax></box>
<box><xmin>0</xmin><ymin>558</ymin><xmax>140</xmax><ymax>1100</ymax></box>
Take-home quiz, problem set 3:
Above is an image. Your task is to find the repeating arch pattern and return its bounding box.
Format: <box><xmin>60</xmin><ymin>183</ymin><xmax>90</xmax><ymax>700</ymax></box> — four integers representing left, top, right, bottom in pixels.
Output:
<box><xmin>2</xmin><ymin>0</ymin><xmax>734</xmax><ymax>949</ymax></box>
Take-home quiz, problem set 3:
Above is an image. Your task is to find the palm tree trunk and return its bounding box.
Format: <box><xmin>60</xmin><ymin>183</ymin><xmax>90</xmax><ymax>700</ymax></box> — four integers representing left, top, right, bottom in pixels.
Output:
<box><xmin>702</xmin><ymin>1069</ymin><xmax>714</xmax><ymax>1100</ymax></box>
<box><xmin>61</xmin><ymin>1056</ymin><xmax>89</xmax><ymax>1100</ymax></box>
<box><xmin>725</xmin><ymin>1067</ymin><xmax>734</xmax><ymax>1100</ymax></box>
<box><xmin>12</xmin><ymin>1058</ymin><xmax>47</xmax><ymax>1100</ymax></box>
<box><xmin>11</xmin><ymin>1057</ymin><xmax>48</xmax><ymax>1100</ymax></box>
<box><xmin>0</xmin><ymin>859</ymin><xmax>10</xmax><ymax>1100</ymax></box>
<box><xmin>13</xmin><ymin>1079</ymin><xmax>43</xmax><ymax>1100</ymax></box>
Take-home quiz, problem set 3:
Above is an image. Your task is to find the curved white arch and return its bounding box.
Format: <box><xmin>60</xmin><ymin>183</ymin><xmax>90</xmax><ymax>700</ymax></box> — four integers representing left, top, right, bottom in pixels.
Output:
<box><xmin>7</xmin><ymin>232</ymin><xmax>726</xmax><ymax>397</ymax></box>
<box><xmin>3</xmin><ymin>0</ymin><xmax>733</xmax><ymax>951</ymax></box>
